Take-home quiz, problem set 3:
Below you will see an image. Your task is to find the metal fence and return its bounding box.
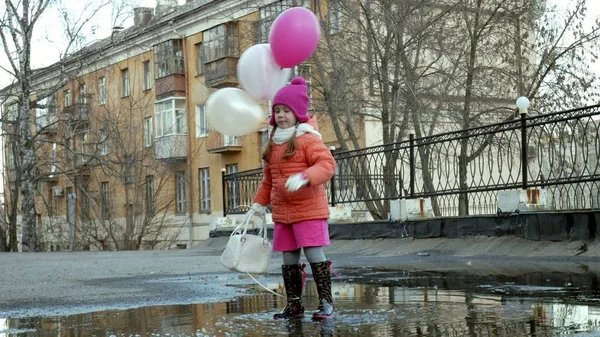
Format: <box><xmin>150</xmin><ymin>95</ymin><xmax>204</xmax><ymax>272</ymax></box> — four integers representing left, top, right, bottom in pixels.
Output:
<box><xmin>223</xmin><ymin>104</ymin><xmax>600</xmax><ymax>218</ymax></box>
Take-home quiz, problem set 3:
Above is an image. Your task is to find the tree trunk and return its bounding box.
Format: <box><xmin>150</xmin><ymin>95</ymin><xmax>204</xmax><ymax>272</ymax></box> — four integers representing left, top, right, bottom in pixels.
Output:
<box><xmin>124</xmin><ymin>184</ymin><xmax>133</xmax><ymax>250</ymax></box>
<box><xmin>19</xmin><ymin>87</ymin><xmax>40</xmax><ymax>252</ymax></box>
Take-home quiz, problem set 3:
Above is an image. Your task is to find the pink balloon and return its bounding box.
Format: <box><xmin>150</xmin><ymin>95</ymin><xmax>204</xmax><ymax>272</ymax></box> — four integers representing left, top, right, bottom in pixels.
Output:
<box><xmin>269</xmin><ymin>7</ymin><xmax>321</xmax><ymax>68</ymax></box>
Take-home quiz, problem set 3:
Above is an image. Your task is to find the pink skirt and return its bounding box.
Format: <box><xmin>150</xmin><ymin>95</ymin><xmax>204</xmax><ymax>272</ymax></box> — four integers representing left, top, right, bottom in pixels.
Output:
<box><xmin>272</xmin><ymin>219</ymin><xmax>330</xmax><ymax>252</ymax></box>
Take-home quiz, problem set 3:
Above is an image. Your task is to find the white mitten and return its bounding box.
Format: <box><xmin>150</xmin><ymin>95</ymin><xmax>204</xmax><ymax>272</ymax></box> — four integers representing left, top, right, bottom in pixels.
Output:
<box><xmin>251</xmin><ymin>202</ymin><xmax>267</xmax><ymax>215</ymax></box>
<box><xmin>285</xmin><ymin>173</ymin><xmax>309</xmax><ymax>192</ymax></box>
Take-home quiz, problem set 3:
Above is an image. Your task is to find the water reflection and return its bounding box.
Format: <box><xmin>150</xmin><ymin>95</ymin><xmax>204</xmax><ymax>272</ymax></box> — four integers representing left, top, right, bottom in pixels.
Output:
<box><xmin>2</xmin><ymin>281</ymin><xmax>600</xmax><ymax>336</ymax></box>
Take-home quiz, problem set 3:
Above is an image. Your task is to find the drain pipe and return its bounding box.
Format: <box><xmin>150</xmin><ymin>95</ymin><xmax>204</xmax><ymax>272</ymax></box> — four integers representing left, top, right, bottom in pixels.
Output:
<box><xmin>173</xmin><ymin>25</ymin><xmax>194</xmax><ymax>249</ymax></box>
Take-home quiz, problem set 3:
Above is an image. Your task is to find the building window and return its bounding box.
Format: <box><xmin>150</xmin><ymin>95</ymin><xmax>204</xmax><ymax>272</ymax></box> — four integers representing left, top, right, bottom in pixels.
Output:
<box><xmin>199</xmin><ymin>168</ymin><xmax>210</xmax><ymax>212</ymax></box>
<box><xmin>78</xmin><ymin>133</ymin><xmax>90</xmax><ymax>166</ymax></box>
<box><xmin>260</xmin><ymin>129</ymin><xmax>269</xmax><ymax>159</ymax></box>
<box><xmin>226</xmin><ymin>164</ymin><xmax>240</xmax><ymax>211</ymax></box>
<box><xmin>294</xmin><ymin>63</ymin><xmax>312</xmax><ymax>109</ymax></box>
<box><xmin>35</xmin><ymin>95</ymin><xmax>56</xmax><ymax>131</ymax></box>
<box><xmin>48</xmin><ymin>189</ymin><xmax>55</xmax><ymax>216</ymax></box>
<box><xmin>66</xmin><ymin>137</ymin><xmax>75</xmax><ymax>163</ymax></box>
<box><xmin>202</xmin><ymin>24</ymin><xmax>238</xmax><ymax>63</ymax></box>
<box><xmin>329</xmin><ymin>0</ymin><xmax>343</xmax><ymax>34</ymax></box>
<box><xmin>50</xmin><ymin>143</ymin><xmax>56</xmax><ymax>175</ymax></box>
<box><xmin>64</xmin><ymin>89</ymin><xmax>72</xmax><ymax>107</ymax></box>
<box><xmin>101</xmin><ymin>182</ymin><xmax>110</xmax><ymax>220</ymax></box>
<box><xmin>100</xmin><ymin>129</ymin><xmax>108</xmax><ymax>156</ymax></box>
<box><xmin>154</xmin><ymin>39</ymin><xmax>184</xmax><ymax>79</ymax></box>
<box><xmin>146</xmin><ymin>175</ymin><xmax>155</xmax><ymax>216</ymax></box>
<box><xmin>36</xmin><ymin>95</ymin><xmax>56</xmax><ymax>115</ymax></box>
<box><xmin>176</xmin><ymin>171</ymin><xmax>186</xmax><ymax>213</ymax></box>
<box><xmin>78</xmin><ymin>84</ymin><xmax>87</xmax><ymax>104</ymax></box>
<box><xmin>79</xmin><ymin>184</ymin><xmax>90</xmax><ymax>222</ymax></box>
<box><xmin>143</xmin><ymin>61</ymin><xmax>152</xmax><ymax>90</ymax></box>
<box><xmin>195</xmin><ymin>104</ymin><xmax>208</xmax><ymax>137</ymax></box>
<box><xmin>121</xmin><ymin>68</ymin><xmax>130</xmax><ymax>97</ymax></box>
<box><xmin>4</xmin><ymin>104</ymin><xmax>18</xmax><ymax>123</ymax></box>
<box><xmin>256</xmin><ymin>0</ymin><xmax>297</xmax><ymax>43</ymax></box>
<box><xmin>155</xmin><ymin>97</ymin><xmax>187</xmax><ymax>137</ymax></box>
<box><xmin>98</xmin><ymin>77</ymin><xmax>106</xmax><ymax>105</ymax></box>
<box><xmin>224</xmin><ymin>135</ymin><xmax>239</xmax><ymax>146</ymax></box>
<box><xmin>144</xmin><ymin>117</ymin><xmax>153</xmax><ymax>147</ymax></box>
<box><xmin>196</xmin><ymin>43</ymin><xmax>204</xmax><ymax>75</ymax></box>
<box><xmin>66</xmin><ymin>187</ymin><xmax>74</xmax><ymax>224</ymax></box>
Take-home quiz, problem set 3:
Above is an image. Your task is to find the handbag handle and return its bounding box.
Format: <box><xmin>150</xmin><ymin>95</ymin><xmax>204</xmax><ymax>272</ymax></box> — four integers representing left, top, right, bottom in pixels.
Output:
<box><xmin>230</xmin><ymin>209</ymin><xmax>268</xmax><ymax>241</ymax></box>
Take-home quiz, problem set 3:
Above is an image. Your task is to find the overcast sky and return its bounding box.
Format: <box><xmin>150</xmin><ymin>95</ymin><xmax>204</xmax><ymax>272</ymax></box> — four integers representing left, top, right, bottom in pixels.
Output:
<box><xmin>0</xmin><ymin>0</ymin><xmax>599</xmax><ymax>91</ymax></box>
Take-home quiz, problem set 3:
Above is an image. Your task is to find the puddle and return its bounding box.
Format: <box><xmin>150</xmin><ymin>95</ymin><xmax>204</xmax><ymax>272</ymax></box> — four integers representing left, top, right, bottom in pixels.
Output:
<box><xmin>2</xmin><ymin>270</ymin><xmax>600</xmax><ymax>336</ymax></box>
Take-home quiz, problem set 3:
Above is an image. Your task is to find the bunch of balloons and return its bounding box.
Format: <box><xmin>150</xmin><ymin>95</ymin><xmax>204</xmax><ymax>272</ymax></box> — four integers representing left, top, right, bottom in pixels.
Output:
<box><xmin>206</xmin><ymin>7</ymin><xmax>321</xmax><ymax>137</ymax></box>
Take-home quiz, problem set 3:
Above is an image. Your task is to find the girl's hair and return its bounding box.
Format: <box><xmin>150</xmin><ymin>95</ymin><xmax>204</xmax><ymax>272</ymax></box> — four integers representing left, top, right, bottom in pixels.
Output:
<box><xmin>261</xmin><ymin>125</ymin><xmax>298</xmax><ymax>162</ymax></box>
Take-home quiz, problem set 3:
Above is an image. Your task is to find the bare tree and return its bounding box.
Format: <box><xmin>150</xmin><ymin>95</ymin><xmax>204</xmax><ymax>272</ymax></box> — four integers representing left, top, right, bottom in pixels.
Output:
<box><xmin>80</xmin><ymin>65</ymin><xmax>184</xmax><ymax>251</ymax></box>
<box><xmin>30</xmin><ymin>44</ymin><xmax>195</xmax><ymax>251</ymax></box>
<box><xmin>313</xmin><ymin>0</ymin><xmax>600</xmax><ymax>217</ymax></box>
<box><xmin>0</xmin><ymin>0</ymin><xmax>136</xmax><ymax>251</ymax></box>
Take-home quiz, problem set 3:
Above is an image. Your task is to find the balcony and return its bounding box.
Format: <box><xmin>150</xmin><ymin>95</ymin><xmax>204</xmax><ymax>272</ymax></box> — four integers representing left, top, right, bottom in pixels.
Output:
<box><xmin>207</xmin><ymin>130</ymin><xmax>242</xmax><ymax>154</ymax></box>
<box><xmin>155</xmin><ymin>74</ymin><xmax>186</xmax><ymax>98</ymax></box>
<box><xmin>65</xmin><ymin>152</ymin><xmax>92</xmax><ymax>177</ymax></box>
<box><xmin>39</xmin><ymin>166</ymin><xmax>59</xmax><ymax>182</ymax></box>
<box><xmin>62</xmin><ymin>103</ymin><xmax>89</xmax><ymax>125</ymax></box>
<box><xmin>204</xmin><ymin>57</ymin><xmax>238</xmax><ymax>88</ymax></box>
<box><xmin>36</xmin><ymin>113</ymin><xmax>58</xmax><ymax>134</ymax></box>
<box><xmin>155</xmin><ymin>134</ymin><xmax>188</xmax><ymax>160</ymax></box>
<box><xmin>71</xmin><ymin>164</ymin><xmax>91</xmax><ymax>178</ymax></box>
<box><xmin>3</xmin><ymin>122</ymin><xmax>17</xmax><ymax>136</ymax></box>
<box><xmin>75</xmin><ymin>153</ymin><xmax>93</xmax><ymax>167</ymax></box>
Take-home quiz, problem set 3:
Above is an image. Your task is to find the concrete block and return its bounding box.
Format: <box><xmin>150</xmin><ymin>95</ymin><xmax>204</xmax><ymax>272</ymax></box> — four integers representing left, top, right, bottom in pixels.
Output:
<box><xmin>569</xmin><ymin>213</ymin><xmax>591</xmax><ymax>241</ymax></box>
<box><xmin>523</xmin><ymin>213</ymin><xmax>568</xmax><ymax>241</ymax></box>
<box><xmin>498</xmin><ymin>189</ymin><xmax>549</xmax><ymax>213</ymax></box>
<box><xmin>390</xmin><ymin>199</ymin><xmax>435</xmax><ymax>221</ymax></box>
<box><xmin>410</xmin><ymin>219</ymin><xmax>442</xmax><ymax>238</ymax></box>
<box><xmin>211</xmin><ymin>216</ymin><xmax>236</xmax><ymax>231</ymax></box>
<box><xmin>329</xmin><ymin>205</ymin><xmax>353</xmax><ymax>223</ymax></box>
<box><xmin>442</xmin><ymin>218</ymin><xmax>459</xmax><ymax>238</ymax></box>
<box><xmin>595</xmin><ymin>212</ymin><xmax>600</xmax><ymax>241</ymax></box>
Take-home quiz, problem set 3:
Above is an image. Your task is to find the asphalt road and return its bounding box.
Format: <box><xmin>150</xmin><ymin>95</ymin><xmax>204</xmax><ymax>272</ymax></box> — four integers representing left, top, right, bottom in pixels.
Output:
<box><xmin>1</xmin><ymin>236</ymin><xmax>599</xmax><ymax>318</ymax></box>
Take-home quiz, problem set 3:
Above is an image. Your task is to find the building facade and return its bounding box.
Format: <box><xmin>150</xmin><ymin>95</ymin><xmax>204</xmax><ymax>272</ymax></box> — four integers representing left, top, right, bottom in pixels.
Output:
<box><xmin>1</xmin><ymin>0</ymin><xmax>349</xmax><ymax>251</ymax></box>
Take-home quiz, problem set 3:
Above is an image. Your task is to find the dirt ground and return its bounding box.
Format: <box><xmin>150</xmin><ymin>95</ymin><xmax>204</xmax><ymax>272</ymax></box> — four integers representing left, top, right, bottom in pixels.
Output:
<box><xmin>1</xmin><ymin>236</ymin><xmax>599</xmax><ymax>318</ymax></box>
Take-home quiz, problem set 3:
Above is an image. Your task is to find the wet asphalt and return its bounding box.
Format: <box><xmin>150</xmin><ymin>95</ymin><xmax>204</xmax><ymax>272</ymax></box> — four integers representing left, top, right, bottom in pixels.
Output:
<box><xmin>2</xmin><ymin>238</ymin><xmax>600</xmax><ymax>320</ymax></box>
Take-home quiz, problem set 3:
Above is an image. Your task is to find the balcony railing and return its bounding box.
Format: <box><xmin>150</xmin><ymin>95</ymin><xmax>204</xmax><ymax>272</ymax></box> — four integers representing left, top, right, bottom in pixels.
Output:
<box><xmin>62</xmin><ymin>103</ymin><xmax>89</xmax><ymax>124</ymax></box>
<box><xmin>204</xmin><ymin>57</ymin><xmax>238</xmax><ymax>88</ymax></box>
<box><xmin>36</xmin><ymin>113</ymin><xmax>58</xmax><ymax>133</ymax></box>
<box><xmin>155</xmin><ymin>134</ymin><xmax>188</xmax><ymax>160</ymax></box>
<box><xmin>39</xmin><ymin>165</ymin><xmax>59</xmax><ymax>182</ymax></box>
<box><xmin>207</xmin><ymin>130</ymin><xmax>242</xmax><ymax>153</ymax></box>
<box><xmin>155</xmin><ymin>74</ymin><xmax>186</xmax><ymax>97</ymax></box>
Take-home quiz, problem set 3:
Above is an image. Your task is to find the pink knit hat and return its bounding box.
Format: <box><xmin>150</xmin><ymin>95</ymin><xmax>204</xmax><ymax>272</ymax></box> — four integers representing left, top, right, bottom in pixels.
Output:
<box><xmin>269</xmin><ymin>76</ymin><xmax>310</xmax><ymax>126</ymax></box>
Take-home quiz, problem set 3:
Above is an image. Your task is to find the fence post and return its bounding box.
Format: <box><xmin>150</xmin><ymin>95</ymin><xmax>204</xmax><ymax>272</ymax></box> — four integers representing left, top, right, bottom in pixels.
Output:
<box><xmin>221</xmin><ymin>168</ymin><xmax>227</xmax><ymax>216</ymax></box>
<box><xmin>409</xmin><ymin>133</ymin><xmax>416</xmax><ymax>197</ymax></box>
<box><xmin>329</xmin><ymin>146</ymin><xmax>336</xmax><ymax>206</ymax></box>
<box><xmin>520</xmin><ymin>112</ymin><xmax>528</xmax><ymax>189</ymax></box>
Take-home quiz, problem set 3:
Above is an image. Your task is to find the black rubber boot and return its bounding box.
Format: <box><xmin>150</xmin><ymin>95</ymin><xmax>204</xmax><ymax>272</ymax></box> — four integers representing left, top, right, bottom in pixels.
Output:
<box><xmin>273</xmin><ymin>263</ymin><xmax>305</xmax><ymax>319</ymax></box>
<box><xmin>310</xmin><ymin>261</ymin><xmax>335</xmax><ymax>320</ymax></box>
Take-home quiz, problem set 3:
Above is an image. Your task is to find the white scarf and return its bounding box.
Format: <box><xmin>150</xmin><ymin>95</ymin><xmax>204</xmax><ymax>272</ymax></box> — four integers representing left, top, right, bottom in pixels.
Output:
<box><xmin>272</xmin><ymin>123</ymin><xmax>322</xmax><ymax>145</ymax></box>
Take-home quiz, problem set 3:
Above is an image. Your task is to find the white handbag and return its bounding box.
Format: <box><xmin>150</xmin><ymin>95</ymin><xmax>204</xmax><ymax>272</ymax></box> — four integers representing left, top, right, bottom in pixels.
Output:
<box><xmin>220</xmin><ymin>210</ymin><xmax>272</xmax><ymax>274</ymax></box>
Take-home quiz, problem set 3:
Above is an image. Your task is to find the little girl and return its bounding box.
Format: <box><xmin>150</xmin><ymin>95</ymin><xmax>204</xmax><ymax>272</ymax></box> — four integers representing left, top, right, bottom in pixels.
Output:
<box><xmin>252</xmin><ymin>77</ymin><xmax>336</xmax><ymax>320</ymax></box>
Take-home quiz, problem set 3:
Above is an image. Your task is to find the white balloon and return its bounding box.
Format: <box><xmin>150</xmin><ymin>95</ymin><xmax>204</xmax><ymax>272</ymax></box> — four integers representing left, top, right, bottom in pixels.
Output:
<box><xmin>206</xmin><ymin>88</ymin><xmax>265</xmax><ymax>137</ymax></box>
<box><xmin>237</xmin><ymin>44</ymin><xmax>291</xmax><ymax>101</ymax></box>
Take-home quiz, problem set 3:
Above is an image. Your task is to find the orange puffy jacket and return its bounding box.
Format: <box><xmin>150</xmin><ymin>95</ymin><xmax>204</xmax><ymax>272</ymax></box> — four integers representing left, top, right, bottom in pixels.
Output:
<box><xmin>254</xmin><ymin>116</ymin><xmax>336</xmax><ymax>224</ymax></box>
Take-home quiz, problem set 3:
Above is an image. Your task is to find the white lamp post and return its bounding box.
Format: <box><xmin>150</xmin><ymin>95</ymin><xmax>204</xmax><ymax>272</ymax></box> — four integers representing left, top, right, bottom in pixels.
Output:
<box><xmin>516</xmin><ymin>96</ymin><xmax>530</xmax><ymax>114</ymax></box>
